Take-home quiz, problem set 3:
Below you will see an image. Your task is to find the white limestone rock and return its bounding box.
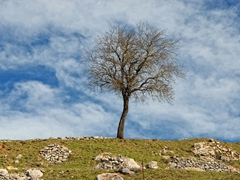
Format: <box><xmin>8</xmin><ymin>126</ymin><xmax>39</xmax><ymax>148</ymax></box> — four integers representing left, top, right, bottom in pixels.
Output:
<box><xmin>96</xmin><ymin>173</ymin><xmax>124</xmax><ymax>180</ymax></box>
<box><xmin>25</xmin><ymin>169</ymin><xmax>43</xmax><ymax>180</ymax></box>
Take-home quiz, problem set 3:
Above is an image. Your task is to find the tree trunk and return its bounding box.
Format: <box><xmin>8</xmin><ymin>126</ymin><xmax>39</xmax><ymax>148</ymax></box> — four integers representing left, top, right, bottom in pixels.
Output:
<box><xmin>117</xmin><ymin>96</ymin><xmax>129</xmax><ymax>139</ymax></box>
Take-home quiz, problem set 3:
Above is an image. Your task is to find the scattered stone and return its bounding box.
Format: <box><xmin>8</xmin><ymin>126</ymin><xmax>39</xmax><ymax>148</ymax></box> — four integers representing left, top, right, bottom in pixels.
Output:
<box><xmin>184</xmin><ymin>167</ymin><xmax>205</xmax><ymax>172</ymax></box>
<box><xmin>15</xmin><ymin>154</ymin><xmax>22</xmax><ymax>160</ymax></box>
<box><xmin>0</xmin><ymin>168</ymin><xmax>44</xmax><ymax>180</ymax></box>
<box><xmin>95</xmin><ymin>173</ymin><xmax>124</xmax><ymax>180</ymax></box>
<box><xmin>162</xmin><ymin>156</ymin><xmax>170</xmax><ymax>160</ymax></box>
<box><xmin>167</xmin><ymin>139</ymin><xmax>240</xmax><ymax>173</ymax></box>
<box><xmin>161</xmin><ymin>146</ymin><xmax>174</xmax><ymax>155</ymax></box>
<box><xmin>153</xmin><ymin>146</ymin><xmax>174</xmax><ymax>156</ymax></box>
<box><xmin>145</xmin><ymin>161</ymin><xmax>158</xmax><ymax>169</ymax></box>
<box><xmin>0</xmin><ymin>169</ymin><xmax>9</xmax><ymax>179</ymax></box>
<box><xmin>14</xmin><ymin>160</ymin><xmax>19</xmax><ymax>164</ymax></box>
<box><xmin>14</xmin><ymin>154</ymin><xmax>22</xmax><ymax>164</ymax></box>
<box><xmin>9</xmin><ymin>173</ymin><xmax>28</xmax><ymax>180</ymax></box>
<box><xmin>169</xmin><ymin>156</ymin><xmax>233</xmax><ymax>172</ymax></box>
<box><xmin>192</xmin><ymin>139</ymin><xmax>240</xmax><ymax>161</ymax></box>
<box><xmin>118</xmin><ymin>167</ymin><xmax>134</xmax><ymax>175</ymax></box>
<box><xmin>58</xmin><ymin>136</ymin><xmax>113</xmax><ymax>140</ymax></box>
<box><xmin>169</xmin><ymin>155</ymin><xmax>240</xmax><ymax>173</ymax></box>
<box><xmin>7</xmin><ymin>166</ymin><xmax>18</xmax><ymax>170</ymax></box>
<box><xmin>25</xmin><ymin>169</ymin><xmax>43</xmax><ymax>180</ymax></box>
<box><xmin>39</xmin><ymin>143</ymin><xmax>71</xmax><ymax>164</ymax></box>
<box><xmin>94</xmin><ymin>153</ymin><xmax>141</xmax><ymax>175</ymax></box>
<box><xmin>0</xmin><ymin>136</ymin><xmax>113</xmax><ymax>142</ymax></box>
<box><xmin>161</xmin><ymin>155</ymin><xmax>171</xmax><ymax>164</ymax></box>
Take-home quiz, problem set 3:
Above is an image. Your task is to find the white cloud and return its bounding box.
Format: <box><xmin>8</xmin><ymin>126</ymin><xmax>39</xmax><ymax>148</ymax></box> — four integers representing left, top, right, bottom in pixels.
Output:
<box><xmin>0</xmin><ymin>81</ymin><xmax>118</xmax><ymax>139</ymax></box>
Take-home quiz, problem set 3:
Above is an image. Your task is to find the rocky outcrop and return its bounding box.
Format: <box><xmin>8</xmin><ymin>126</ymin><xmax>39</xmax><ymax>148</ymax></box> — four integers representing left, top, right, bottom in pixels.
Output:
<box><xmin>169</xmin><ymin>156</ymin><xmax>234</xmax><ymax>172</ymax></box>
<box><xmin>168</xmin><ymin>139</ymin><xmax>240</xmax><ymax>173</ymax></box>
<box><xmin>94</xmin><ymin>153</ymin><xmax>141</xmax><ymax>173</ymax></box>
<box><xmin>192</xmin><ymin>139</ymin><xmax>240</xmax><ymax>161</ymax></box>
<box><xmin>0</xmin><ymin>169</ymin><xmax>44</xmax><ymax>180</ymax></box>
<box><xmin>94</xmin><ymin>152</ymin><xmax>159</xmax><ymax>179</ymax></box>
<box><xmin>39</xmin><ymin>143</ymin><xmax>71</xmax><ymax>164</ymax></box>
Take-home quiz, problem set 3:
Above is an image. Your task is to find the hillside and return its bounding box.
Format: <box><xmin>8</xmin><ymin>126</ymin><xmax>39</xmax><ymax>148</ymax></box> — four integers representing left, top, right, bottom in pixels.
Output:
<box><xmin>0</xmin><ymin>137</ymin><xmax>240</xmax><ymax>179</ymax></box>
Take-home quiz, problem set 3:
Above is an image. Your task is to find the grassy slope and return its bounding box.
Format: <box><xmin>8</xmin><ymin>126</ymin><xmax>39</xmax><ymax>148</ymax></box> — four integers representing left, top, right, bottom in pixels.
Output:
<box><xmin>0</xmin><ymin>138</ymin><xmax>240</xmax><ymax>180</ymax></box>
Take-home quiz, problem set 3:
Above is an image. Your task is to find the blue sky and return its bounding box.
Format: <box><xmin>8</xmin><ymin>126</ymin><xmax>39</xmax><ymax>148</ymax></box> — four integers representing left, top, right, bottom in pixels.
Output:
<box><xmin>0</xmin><ymin>0</ymin><xmax>240</xmax><ymax>141</ymax></box>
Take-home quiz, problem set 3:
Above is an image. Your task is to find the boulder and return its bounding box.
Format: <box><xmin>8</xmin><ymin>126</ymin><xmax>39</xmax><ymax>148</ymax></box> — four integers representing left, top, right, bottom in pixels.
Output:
<box><xmin>192</xmin><ymin>139</ymin><xmax>240</xmax><ymax>161</ymax></box>
<box><xmin>94</xmin><ymin>153</ymin><xmax>141</xmax><ymax>175</ymax></box>
<box><xmin>25</xmin><ymin>169</ymin><xmax>43</xmax><ymax>180</ymax></box>
<box><xmin>121</xmin><ymin>156</ymin><xmax>141</xmax><ymax>170</ymax></box>
<box><xmin>145</xmin><ymin>161</ymin><xmax>158</xmax><ymax>169</ymax></box>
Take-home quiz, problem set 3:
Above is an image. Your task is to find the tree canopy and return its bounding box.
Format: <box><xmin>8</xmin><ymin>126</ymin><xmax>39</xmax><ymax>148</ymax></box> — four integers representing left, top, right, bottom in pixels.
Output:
<box><xmin>83</xmin><ymin>22</ymin><xmax>185</xmax><ymax>139</ymax></box>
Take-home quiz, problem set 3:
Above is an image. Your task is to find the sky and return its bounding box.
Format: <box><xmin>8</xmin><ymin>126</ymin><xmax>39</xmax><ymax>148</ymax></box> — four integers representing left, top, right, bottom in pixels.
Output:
<box><xmin>0</xmin><ymin>0</ymin><xmax>240</xmax><ymax>141</ymax></box>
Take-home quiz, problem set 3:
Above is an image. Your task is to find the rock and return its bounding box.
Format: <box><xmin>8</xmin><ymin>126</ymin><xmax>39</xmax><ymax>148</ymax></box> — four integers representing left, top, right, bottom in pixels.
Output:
<box><xmin>10</xmin><ymin>173</ymin><xmax>28</xmax><ymax>180</ymax></box>
<box><xmin>118</xmin><ymin>167</ymin><xmax>134</xmax><ymax>175</ymax></box>
<box><xmin>121</xmin><ymin>156</ymin><xmax>141</xmax><ymax>170</ymax></box>
<box><xmin>95</xmin><ymin>152</ymin><xmax>113</xmax><ymax>161</ymax></box>
<box><xmin>192</xmin><ymin>139</ymin><xmax>240</xmax><ymax>161</ymax></box>
<box><xmin>161</xmin><ymin>155</ymin><xmax>170</xmax><ymax>164</ymax></box>
<box><xmin>7</xmin><ymin>166</ymin><xmax>18</xmax><ymax>170</ymax></box>
<box><xmin>25</xmin><ymin>169</ymin><xmax>43</xmax><ymax>180</ymax></box>
<box><xmin>165</xmin><ymin>139</ymin><xmax>240</xmax><ymax>172</ymax></box>
<box><xmin>169</xmin><ymin>162</ymin><xmax>177</xmax><ymax>168</ymax></box>
<box><xmin>185</xmin><ymin>167</ymin><xmax>205</xmax><ymax>172</ymax></box>
<box><xmin>220</xmin><ymin>155</ymin><xmax>230</xmax><ymax>162</ymax></box>
<box><xmin>162</xmin><ymin>147</ymin><xmax>168</xmax><ymax>154</ymax></box>
<box><xmin>59</xmin><ymin>136</ymin><xmax>113</xmax><ymax>140</ymax></box>
<box><xmin>196</xmin><ymin>148</ymin><xmax>209</xmax><ymax>156</ymax></box>
<box><xmin>169</xmin><ymin>156</ymin><xmax>239</xmax><ymax>173</ymax></box>
<box><xmin>39</xmin><ymin>143</ymin><xmax>71</xmax><ymax>164</ymax></box>
<box><xmin>208</xmin><ymin>139</ymin><xmax>215</xmax><ymax>142</ymax></box>
<box><xmin>0</xmin><ymin>169</ymin><xmax>8</xmax><ymax>177</ymax></box>
<box><xmin>194</xmin><ymin>142</ymin><xmax>205</xmax><ymax>149</ymax></box>
<box><xmin>145</xmin><ymin>161</ymin><xmax>158</xmax><ymax>169</ymax></box>
<box><xmin>0</xmin><ymin>168</ymin><xmax>44</xmax><ymax>180</ymax></box>
<box><xmin>161</xmin><ymin>146</ymin><xmax>174</xmax><ymax>155</ymax></box>
<box><xmin>208</xmin><ymin>149</ymin><xmax>215</xmax><ymax>156</ymax></box>
<box><xmin>96</xmin><ymin>173</ymin><xmax>124</xmax><ymax>180</ymax></box>
<box><xmin>15</xmin><ymin>154</ymin><xmax>23</xmax><ymax>160</ymax></box>
<box><xmin>15</xmin><ymin>160</ymin><xmax>19</xmax><ymax>164</ymax></box>
<box><xmin>94</xmin><ymin>153</ymin><xmax>141</xmax><ymax>175</ymax></box>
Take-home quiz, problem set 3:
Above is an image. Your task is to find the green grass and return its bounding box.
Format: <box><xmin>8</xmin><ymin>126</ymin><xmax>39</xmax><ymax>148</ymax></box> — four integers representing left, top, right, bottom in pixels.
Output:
<box><xmin>0</xmin><ymin>138</ymin><xmax>240</xmax><ymax>180</ymax></box>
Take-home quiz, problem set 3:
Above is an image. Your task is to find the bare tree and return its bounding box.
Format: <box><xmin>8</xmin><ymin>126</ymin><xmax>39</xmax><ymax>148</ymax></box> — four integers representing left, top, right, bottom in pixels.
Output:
<box><xmin>83</xmin><ymin>22</ymin><xmax>185</xmax><ymax>139</ymax></box>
